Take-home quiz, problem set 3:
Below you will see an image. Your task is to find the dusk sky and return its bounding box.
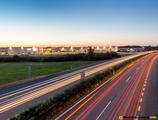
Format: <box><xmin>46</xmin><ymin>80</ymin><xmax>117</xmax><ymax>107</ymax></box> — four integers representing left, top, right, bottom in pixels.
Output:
<box><xmin>0</xmin><ymin>0</ymin><xmax>158</xmax><ymax>47</ymax></box>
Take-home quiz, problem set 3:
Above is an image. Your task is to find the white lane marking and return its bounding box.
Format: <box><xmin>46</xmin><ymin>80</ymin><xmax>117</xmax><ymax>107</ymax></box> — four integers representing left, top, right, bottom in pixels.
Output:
<box><xmin>143</xmin><ymin>88</ymin><xmax>145</xmax><ymax>91</ymax></box>
<box><xmin>140</xmin><ymin>98</ymin><xmax>143</xmax><ymax>103</ymax></box>
<box><xmin>142</xmin><ymin>92</ymin><xmax>144</xmax><ymax>96</ymax></box>
<box><xmin>126</xmin><ymin>76</ymin><xmax>131</xmax><ymax>82</ymax></box>
<box><xmin>138</xmin><ymin>106</ymin><xmax>141</xmax><ymax>111</ymax></box>
<box><xmin>144</xmin><ymin>84</ymin><xmax>146</xmax><ymax>87</ymax></box>
<box><xmin>96</xmin><ymin>101</ymin><xmax>111</xmax><ymax>120</ymax></box>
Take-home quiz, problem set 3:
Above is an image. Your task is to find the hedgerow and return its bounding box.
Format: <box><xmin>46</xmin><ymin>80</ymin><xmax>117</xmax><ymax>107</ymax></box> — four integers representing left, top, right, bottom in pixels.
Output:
<box><xmin>0</xmin><ymin>52</ymin><xmax>120</xmax><ymax>62</ymax></box>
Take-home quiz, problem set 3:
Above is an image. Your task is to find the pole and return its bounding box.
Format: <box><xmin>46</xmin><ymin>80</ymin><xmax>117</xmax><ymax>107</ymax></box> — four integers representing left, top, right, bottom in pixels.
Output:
<box><xmin>28</xmin><ymin>66</ymin><xmax>31</xmax><ymax>77</ymax></box>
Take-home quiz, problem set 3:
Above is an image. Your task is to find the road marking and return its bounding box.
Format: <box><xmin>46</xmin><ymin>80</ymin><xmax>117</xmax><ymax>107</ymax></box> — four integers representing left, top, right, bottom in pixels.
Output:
<box><xmin>133</xmin><ymin>54</ymin><xmax>156</xmax><ymax>117</ymax></box>
<box><xmin>140</xmin><ymin>98</ymin><xmax>142</xmax><ymax>103</ymax></box>
<box><xmin>144</xmin><ymin>84</ymin><xmax>146</xmax><ymax>87</ymax></box>
<box><xmin>138</xmin><ymin>106</ymin><xmax>141</xmax><ymax>111</ymax></box>
<box><xmin>65</xmin><ymin>93</ymin><xmax>97</xmax><ymax>120</ymax></box>
<box><xmin>126</xmin><ymin>76</ymin><xmax>131</xmax><ymax>82</ymax></box>
<box><xmin>96</xmin><ymin>101</ymin><xmax>111</xmax><ymax>120</ymax></box>
<box><xmin>143</xmin><ymin>88</ymin><xmax>145</xmax><ymax>91</ymax></box>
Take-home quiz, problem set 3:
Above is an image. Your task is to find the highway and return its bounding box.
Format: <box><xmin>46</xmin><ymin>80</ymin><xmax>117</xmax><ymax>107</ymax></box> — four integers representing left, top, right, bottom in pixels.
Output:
<box><xmin>0</xmin><ymin>52</ymin><xmax>152</xmax><ymax>119</ymax></box>
<box><xmin>55</xmin><ymin>53</ymin><xmax>158</xmax><ymax>120</ymax></box>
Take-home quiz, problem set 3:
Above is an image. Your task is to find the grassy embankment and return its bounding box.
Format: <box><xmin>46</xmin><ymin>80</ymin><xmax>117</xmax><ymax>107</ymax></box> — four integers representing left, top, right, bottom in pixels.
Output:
<box><xmin>0</xmin><ymin>61</ymin><xmax>96</xmax><ymax>85</ymax></box>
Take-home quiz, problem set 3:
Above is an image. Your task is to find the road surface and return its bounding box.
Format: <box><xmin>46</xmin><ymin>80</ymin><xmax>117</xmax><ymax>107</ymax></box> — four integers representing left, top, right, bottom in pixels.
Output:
<box><xmin>0</xmin><ymin>52</ymin><xmax>151</xmax><ymax>119</ymax></box>
<box><xmin>55</xmin><ymin>53</ymin><xmax>158</xmax><ymax>120</ymax></box>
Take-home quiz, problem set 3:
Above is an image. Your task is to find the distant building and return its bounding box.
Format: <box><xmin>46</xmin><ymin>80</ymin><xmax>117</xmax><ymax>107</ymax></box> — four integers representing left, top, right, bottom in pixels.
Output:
<box><xmin>22</xmin><ymin>47</ymin><xmax>34</xmax><ymax>55</ymax></box>
<box><xmin>118</xmin><ymin>46</ymin><xmax>144</xmax><ymax>52</ymax></box>
<box><xmin>0</xmin><ymin>46</ymin><xmax>119</xmax><ymax>55</ymax></box>
<box><xmin>8</xmin><ymin>47</ymin><xmax>21</xmax><ymax>55</ymax></box>
<box><xmin>0</xmin><ymin>47</ymin><xmax>9</xmax><ymax>55</ymax></box>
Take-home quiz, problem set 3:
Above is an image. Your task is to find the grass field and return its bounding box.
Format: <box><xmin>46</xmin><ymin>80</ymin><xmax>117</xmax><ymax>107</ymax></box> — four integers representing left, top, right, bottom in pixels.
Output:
<box><xmin>0</xmin><ymin>61</ymin><xmax>96</xmax><ymax>84</ymax></box>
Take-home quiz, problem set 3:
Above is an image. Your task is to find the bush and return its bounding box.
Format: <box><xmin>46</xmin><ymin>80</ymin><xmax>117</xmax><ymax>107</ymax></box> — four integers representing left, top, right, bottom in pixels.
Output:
<box><xmin>12</xmin><ymin>55</ymin><xmax>21</xmax><ymax>62</ymax></box>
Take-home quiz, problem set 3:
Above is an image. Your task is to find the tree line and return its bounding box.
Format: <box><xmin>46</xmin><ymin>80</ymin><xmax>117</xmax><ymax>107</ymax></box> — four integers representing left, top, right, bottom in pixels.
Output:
<box><xmin>0</xmin><ymin>47</ymin><xmax>120</xmax><ymax>62</ymax></box>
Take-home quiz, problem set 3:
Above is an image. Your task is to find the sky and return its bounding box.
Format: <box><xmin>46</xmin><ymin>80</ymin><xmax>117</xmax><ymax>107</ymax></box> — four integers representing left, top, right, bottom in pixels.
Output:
<box><xmin>0</xmin><ymin>0</ymin><xmax>158</xmax><ymax>47</ymax></box>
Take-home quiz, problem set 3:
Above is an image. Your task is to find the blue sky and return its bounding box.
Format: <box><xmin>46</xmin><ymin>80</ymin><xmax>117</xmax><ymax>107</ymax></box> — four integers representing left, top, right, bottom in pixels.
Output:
<box><xmin>0</xmin><ymin>0</ymin><xmax>158</xmax><ymax>46</ymax></box>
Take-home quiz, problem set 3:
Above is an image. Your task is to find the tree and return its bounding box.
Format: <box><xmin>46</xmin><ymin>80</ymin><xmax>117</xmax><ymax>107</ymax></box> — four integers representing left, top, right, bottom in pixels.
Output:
<box><xmin>12</xmin><ymin>54</ymin><xmax>20</xmax><ymax>62</ymax></box>
<box><xmin>87</xmin><ymin>46</ymin><xmax>94</xmax><ymax>60</ymax></box>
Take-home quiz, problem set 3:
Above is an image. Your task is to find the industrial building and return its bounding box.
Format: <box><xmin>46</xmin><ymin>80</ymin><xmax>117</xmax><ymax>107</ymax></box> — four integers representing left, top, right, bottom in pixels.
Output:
<box><xmin>0</xmin><ymin>46</ymin><xmax>118</xmax><ymax>55</ymax></box>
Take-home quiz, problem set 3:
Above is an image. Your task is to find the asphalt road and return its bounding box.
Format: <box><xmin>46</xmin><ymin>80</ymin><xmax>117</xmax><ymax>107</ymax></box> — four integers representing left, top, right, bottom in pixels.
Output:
<box><xmin>54</xmin><ymin>53</ymin><xmax>158</xmax><ymax>120</ymax></box>
<box><xmin>139</xmin><ymin>55</ymin><xmax>158</xmax><ymax>118</ymax></box>
<box><xmin>0</xmin><ymin>52</ymin><xmax>151</xmax><ymax>119</ymax></box>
